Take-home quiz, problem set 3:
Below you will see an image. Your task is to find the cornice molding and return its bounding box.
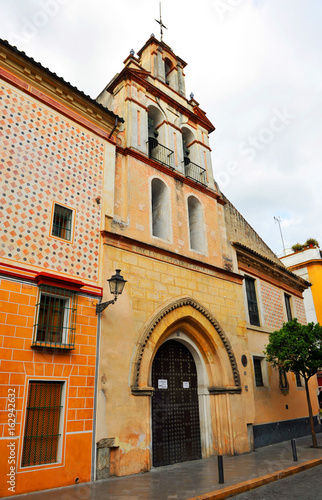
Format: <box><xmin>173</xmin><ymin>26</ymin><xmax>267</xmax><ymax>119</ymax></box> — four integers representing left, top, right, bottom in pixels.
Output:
<box><xmin>136</xmin><ymin>36</ymin><xmax>187</xmax><ymax>68</ymax></box>
<box><xmin>186</xmin><ymin>138</ymin><xmax>212</xmax><ymax>152</ymax></box>
<box><xmin>156</xmin><ymin>119</ymin><xmax>184</xmax><ymax>134</ymax></box>
<box><xmin>131</xmin><ymin>387</ymin><xmax>154</xmax><ymax>396</ymax></box>
<box><xmin>0</xmin><ymin>43</ymin><xmax>122</xmax><ymax>141</ymax></box>
<box><xmin>107</xmin><ymin>66</ymin><xmax>215</xmax><ymax>133</ymax></box>
<box><xmin>236</xmin><ymin>246</ymin><xmax>309</xmax><ymax>295</ymax></box>
<box><xmin>124</xmin><ymin>96</ymin><xmax>149</xmax><ymax>111</ymax></box>
<box><xmin>287</xmin><ymin>259</ymin><xmax>322</xmax><ymax>272</ymax></box>
<box><xmin>0</xmin><ymin>261</ymin><xmax>102</xmax><ymax>296</ymax></box>
<box><xmin>102</xmin><ymin>231</ymin><xmax>242</xmax><ymax>284</ymax></box>
<box><xmin>115</xmin><ymin>146</ymin><xmax>225</xmax><ymax>204</ymax></box>
<box><xmin>208</xmin><ymin>386</ymin><xmax>242</xmax><ymax>395</ymax></box>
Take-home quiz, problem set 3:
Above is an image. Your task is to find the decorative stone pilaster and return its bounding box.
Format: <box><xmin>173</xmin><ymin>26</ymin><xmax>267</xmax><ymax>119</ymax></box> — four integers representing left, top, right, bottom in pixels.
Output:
<box><xmin>157</xmin><ymin>47</ymin><xmax>165</xmax><ymax>82</ymax></box>
<box><xmin>177</xmin><ymin>63</ymin><xmax>186</xmax><ymax>97</ymax></box>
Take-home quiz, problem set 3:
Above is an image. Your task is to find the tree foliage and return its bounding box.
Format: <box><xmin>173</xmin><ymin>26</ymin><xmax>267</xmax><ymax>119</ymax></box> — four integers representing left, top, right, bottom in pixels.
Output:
<box><xmin>265</xmin><ymin>319</ymin><xmax>322</xmax><ymax>380</ymax></box>
<box><xmin>265</xmin><ymin>318</ymin><xmax>322</xmax><ymax>448</ymax></box>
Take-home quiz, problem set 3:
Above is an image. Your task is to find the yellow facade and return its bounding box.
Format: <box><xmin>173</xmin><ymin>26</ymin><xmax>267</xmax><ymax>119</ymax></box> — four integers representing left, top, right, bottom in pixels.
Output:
<box><xmin>94</xmin><ymin>36</ymin><xmax>317</xmax><ymax>478</ymax></box>
<box><xmin>281</xmin><ymin>247</ymin><xmax>322</xmax><ymax>323</ymax></box>
<box><xmin>307</xmin><ymin>262</ymin><xmax>322</xmax><ymax>323</ymax></box>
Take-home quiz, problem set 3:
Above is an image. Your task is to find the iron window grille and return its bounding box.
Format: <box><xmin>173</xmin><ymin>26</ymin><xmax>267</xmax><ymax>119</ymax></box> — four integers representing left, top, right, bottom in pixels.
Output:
<box><xmin>22</xmin><ymin>381</ymin><xmax>63</xmax><ymax>467</ymax></box>
<box><xmin>245</xmin><ymin>277</ymin><xmax>260</xmax><ymax>327</ymax></box>
<box><xmin>32</xmin><ymin>285</ymin><xmax>77</xmax><ymax>349</ymax></box>
<box><xmin>52</xmin><ymin>204</ymin><xmax>73</xmax><ymax>241</ymax></box>
<box><xmin>253</xmin><ymin>358</ymin><xmax>264</xmax><ymax>387</ymax></box>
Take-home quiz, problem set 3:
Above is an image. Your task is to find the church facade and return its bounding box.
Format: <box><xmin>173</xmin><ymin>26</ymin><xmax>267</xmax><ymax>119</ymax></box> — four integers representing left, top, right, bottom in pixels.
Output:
<box><xmin>0</xmin><ymin>35</ymin><xmax>319</xmax><ymax>495</ymax></box>
<box><xmin>94</xmin><ymin>36</ymin><xmax>317</xmax><ymax>478</ymax></box>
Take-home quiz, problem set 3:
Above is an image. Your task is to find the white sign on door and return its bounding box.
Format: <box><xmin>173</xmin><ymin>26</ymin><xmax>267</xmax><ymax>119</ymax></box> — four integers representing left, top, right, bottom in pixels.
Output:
<box><xmin>183</xmin><ymin>381</ymin><xmax>189</xmax><ymax>389</ymax></box>
<box><xmin>158</xmin><ymin>379</ymin><xmax>168</xmax><ymax>389</ymax></box>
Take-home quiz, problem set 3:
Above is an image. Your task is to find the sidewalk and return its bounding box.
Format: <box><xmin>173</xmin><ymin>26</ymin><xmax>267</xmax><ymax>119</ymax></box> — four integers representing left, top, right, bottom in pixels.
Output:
<box><xmin>6</xmin><ymin>434</ymin><xmax>322</xmax><ymax>500</ymax></box>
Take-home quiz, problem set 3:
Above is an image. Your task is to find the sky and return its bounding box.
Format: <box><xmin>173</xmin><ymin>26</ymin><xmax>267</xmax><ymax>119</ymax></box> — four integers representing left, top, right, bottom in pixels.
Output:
<box><xmin>1</xmin><ymin>0</ymin><xmax>321</xmax><ymax>256</ymax></box>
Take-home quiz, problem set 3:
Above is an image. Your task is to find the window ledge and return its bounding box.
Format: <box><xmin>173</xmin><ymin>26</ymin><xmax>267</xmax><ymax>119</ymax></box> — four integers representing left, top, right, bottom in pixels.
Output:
<box><xmin>247</xmin><ymin>323</ymin><xmax>275</xmax><ymax>334</ymax></box>
<box><xmin>31</xmin><ymin>342</ymin><xmax>75</xmax><ymax>351</ymax></box>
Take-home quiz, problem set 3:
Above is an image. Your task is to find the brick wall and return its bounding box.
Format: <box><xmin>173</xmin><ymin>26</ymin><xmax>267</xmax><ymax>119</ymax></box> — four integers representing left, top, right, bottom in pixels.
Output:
<box><xmin>294</xmin><ymin>296</ymin><xmax>307</xmax><ymax>324</ymax></box>
<box><xmin>0</xmin><ymin>276</ymin><xmax>98</xmax><ymax>496</ymax></box>
<box><xmin>260</xmin><ymin>280</ymin><xmax>285</xmax><ymax>329</ymax></box>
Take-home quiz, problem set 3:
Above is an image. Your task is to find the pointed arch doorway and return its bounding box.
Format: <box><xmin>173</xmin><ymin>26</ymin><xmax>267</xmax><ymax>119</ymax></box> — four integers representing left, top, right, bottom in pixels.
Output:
<box><xmin>152</xmin><ymin>339</ymin><xmax>202</xmax><ymax>467</ymax></box>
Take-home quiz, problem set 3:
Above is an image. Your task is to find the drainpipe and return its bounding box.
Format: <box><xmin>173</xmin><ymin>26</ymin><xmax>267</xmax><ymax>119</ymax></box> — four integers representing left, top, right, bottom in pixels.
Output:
<box><xmin>108</xmin><ymin>117</ymin><xmax>119</xmax><ymax>139</ymax></box>
<box><xmin>91</xmin><ymin>297</ymin><xmax>102</xmax><ymax>481</ymax></box>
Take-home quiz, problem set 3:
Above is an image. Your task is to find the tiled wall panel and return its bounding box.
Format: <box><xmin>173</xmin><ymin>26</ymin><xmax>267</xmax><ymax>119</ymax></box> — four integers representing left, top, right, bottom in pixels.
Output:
<box><xmin>260</xmin><ymin>280</ymin><xmax>284</xmax><ymax>329</ymax></box>
<box><xmin>0</xmin><ymin>83</ymin><xmax>104</xmax><ymax>282</ymax></box>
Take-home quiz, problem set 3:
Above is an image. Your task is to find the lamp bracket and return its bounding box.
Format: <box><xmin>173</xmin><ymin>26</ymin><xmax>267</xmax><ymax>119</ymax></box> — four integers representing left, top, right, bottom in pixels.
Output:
<box><xmin>96</xmin><ymin>296</ymin><xmax>117</xmax><ymax>314</ymax></box>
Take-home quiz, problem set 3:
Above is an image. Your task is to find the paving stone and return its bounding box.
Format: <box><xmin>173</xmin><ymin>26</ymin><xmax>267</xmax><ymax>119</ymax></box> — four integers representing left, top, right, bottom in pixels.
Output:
<box><xmin>5</xmin><ymin>434</ymin><xmax>322</xmax><ymax>500</ymax></box>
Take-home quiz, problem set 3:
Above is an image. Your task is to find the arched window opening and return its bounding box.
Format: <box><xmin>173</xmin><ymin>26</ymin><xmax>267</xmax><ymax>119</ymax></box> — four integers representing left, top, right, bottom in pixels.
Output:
<box><xmin>164</xmin><ymin>58</ymin><xmax>172</xmax><ymax>85</ymax></box>
<box><xmin>151</xmin><ymin>178</ymin><xmax>170</xmax><ymax>240</ymax></box>
<box><xmin>148</xmin><ymin>106</ymin><xmax>162</xmax><ymax>141</ymax></box>
<box><xmin>188</xmin><ymin>196</ymin><xmax>205</xmax><ymax>253</ymax></box>
<box><xmin>182</xmin><ymin>127</ymin><xmax>195</xmax><ymax>165</ymax></box>
<box><xmin>182</xmin><ymin>127</ymin><xmax>207</xmax><ymax>186</ymax></box>
<box><xmin>147</xmin><ymin>106</ymin><xmax>174</xmax><ymax>170</ymax></box>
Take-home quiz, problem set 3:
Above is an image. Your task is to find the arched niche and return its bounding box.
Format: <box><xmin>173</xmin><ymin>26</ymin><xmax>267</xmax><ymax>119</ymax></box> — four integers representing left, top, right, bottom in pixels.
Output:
<box><xmin>151</xmin><ymin>177</ymin><xmax>171</xmax><ymax>241</ymax></box>
<box><xmin>164</xmin><ymin>57</ymin><xmax>172</xmax><ymax>84</ymax></box>
<box><xmin>164</xmin><ymin>57</ymin><xmax>177</xmax><ymax>89</ymax></box>
<box><xmin>187</xmin><ymin>195</ymin><xmax>206</xmax><ymax>254</ymax></box>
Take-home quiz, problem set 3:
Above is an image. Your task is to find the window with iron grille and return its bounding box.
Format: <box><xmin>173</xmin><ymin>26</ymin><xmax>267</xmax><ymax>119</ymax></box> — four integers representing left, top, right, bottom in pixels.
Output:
<box><xmin>285</xmin><ymin>294</ymin><xmax>292</xmax><ymax>321</ymax></box>
<box><xmin>21</xmin><ymin>381</ymin><xmax>64</xmax><ymax>467</ymax></box>
<box><xmin>245</xmin><ymin>277</ymin><xmax>260</xmax><ymax>327</ymax></box>
<box><xmin>253</xmin><ymin>357</ymin><xmax>264</xmax><ymax>387</ymax></box>
<box><xmin>32</xmin><ymin>285</ymin><xmax>77</xmax><ymax>349</ymax></box>
<box><xmin>51</xmin><ymin>204</ymin><xmax>73</xmax><ymax>241</ymax></box>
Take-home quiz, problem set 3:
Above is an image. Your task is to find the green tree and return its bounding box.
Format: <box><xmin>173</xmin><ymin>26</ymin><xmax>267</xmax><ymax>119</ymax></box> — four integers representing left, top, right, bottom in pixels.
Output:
<box><xmin>264</xmin><ymin>319</ymin><xmax>322</xmax><ymax>448</ymax></box>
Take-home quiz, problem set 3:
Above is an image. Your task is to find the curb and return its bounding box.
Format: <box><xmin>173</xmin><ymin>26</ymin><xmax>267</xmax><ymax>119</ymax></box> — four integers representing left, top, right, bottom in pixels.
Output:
<box><xmin>187</xmin><ymin>457</ymin><xmax>322</xmax><ymax>500</ymax></box>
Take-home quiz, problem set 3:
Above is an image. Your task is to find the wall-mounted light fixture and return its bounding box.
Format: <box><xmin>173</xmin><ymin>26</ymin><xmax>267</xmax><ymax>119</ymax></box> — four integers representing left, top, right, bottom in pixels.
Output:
<box><xmin>96</xmin><ymin>269</ymin><xmax>127</xmax><ymax>314</ymax></box>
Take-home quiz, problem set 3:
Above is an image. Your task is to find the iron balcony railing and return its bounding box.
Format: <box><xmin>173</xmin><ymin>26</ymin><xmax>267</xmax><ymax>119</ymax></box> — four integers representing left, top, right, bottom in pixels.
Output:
<box><xmin>148</xmin><ymin>137</ymin><xmax>175</xmax><ymax>170</ymax></box>
<box><xmin>184</xmin><ymin>158</ymin><xmax>207</xmax><ymax>186</ymax></box>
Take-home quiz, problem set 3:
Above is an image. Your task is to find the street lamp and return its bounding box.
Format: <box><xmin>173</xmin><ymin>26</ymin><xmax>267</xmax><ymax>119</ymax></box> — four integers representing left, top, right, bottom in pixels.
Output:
<box><xmin>96</xmin><ymin>269</ymin><xmax>127</xmax><ymax>314</ymax></box>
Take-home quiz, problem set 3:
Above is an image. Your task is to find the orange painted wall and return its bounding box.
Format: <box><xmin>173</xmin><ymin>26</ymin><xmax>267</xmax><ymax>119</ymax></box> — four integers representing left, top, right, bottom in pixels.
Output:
<box><xmin>0</xmin><ymin>277</ymin><xmax>98</xmax><ymax>497</ymax></box>
<box><xmin>307</xmin><ymin>263</ymin><xmax>322</xmax><ymax>324</ymax></box>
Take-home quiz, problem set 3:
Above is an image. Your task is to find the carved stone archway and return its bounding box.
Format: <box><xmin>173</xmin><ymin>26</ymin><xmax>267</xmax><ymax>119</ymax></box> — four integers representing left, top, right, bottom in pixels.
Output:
<box><xmin>131</xmin><ymin>296</ymin><xmax>241</xmax><ymax>395</ymax></box>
